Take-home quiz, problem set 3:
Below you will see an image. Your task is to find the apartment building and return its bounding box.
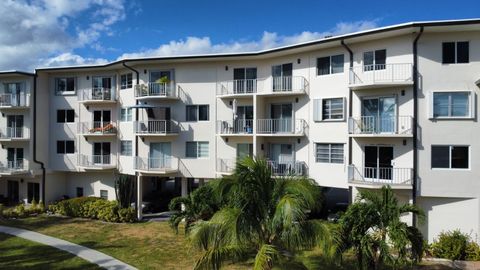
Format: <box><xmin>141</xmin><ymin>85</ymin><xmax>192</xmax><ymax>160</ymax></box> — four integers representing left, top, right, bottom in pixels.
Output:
<box><xmin>0</xmin><ymin>19</ymin><xmax>479</xmax><ymax>243</ymax></box>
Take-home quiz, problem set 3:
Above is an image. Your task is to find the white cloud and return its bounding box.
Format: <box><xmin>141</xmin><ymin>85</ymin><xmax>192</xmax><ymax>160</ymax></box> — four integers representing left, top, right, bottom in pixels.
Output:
<box><xmin>41</xmin><ymin>53</ymin><xmax>108</xmax><ymax>67</ymax></box>
<box><xmin>118</xmin><ymin>20</ymin><xmax>379</xmax><ymax>60</ymax></box>
<box><xmin>0</xmin><ymin>0</ymin><xmax>126</xmax><ymax>70</ymax></box>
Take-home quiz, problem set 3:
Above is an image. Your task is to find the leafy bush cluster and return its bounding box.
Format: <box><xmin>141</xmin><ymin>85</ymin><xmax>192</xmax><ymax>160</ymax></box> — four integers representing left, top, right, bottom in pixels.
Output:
<box><xmin>0</xmin><ymin>200</ymin><xmax>45</xmax><ymax>219</ymax></box>
<box><xmin>48</xmin><ymin>197</ymin><xmax>136</xmax><ymax>223</ymax></box>
<box><xmin>429</xmin><ymin>230</ymin><xmax>480</xmax><ymax>261</ymax></box>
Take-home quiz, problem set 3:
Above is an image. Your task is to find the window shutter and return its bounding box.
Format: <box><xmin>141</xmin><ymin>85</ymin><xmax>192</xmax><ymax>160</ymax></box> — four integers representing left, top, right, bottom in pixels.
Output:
<box><xmin>313</xmin><ymin>99</ymin><xmax>322</xmax><ymax>122</ymax></box>
<box><xmin>342</xmin><ymin>97</ymin><xmax>347</xmax><ymax>121</ymax></box>
<box><xmin>470</xmin><ymin>91</ymin><xmax>476</xmax><ymax>118</ymax></box>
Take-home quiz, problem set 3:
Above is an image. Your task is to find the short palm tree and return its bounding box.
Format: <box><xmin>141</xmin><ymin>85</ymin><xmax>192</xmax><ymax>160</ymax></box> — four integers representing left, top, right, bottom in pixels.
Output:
<box><xmin>169</xmin><ymin>183</ymin><xmax>218</xmax><ymax>234</ymax></box>
<box><xmin>189</xmin><ymin>156</ymin><xmax>331</xmax><ymax>270</ymax></box>
<box><xmin>337</xmin><ymin>186</ymin><xmax>424</xmax><ymax>270</ymax></box>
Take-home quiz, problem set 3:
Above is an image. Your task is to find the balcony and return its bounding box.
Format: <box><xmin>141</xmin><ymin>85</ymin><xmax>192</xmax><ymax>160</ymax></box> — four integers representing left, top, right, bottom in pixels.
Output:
<box><xmin>256</xmin><ymin>119</ymin><xmax>306</xmax><ymax>136</ymax></box>
<box><xmin>349</xmin><ymin>64</ymin><xmax>413</xmax><ymax>90</ymax></box>
<box><xmin>78</xmin><ymin>122</ymin><xmax>117</xmax><ymax>137</ymax></box>
<box><xmin>257</xmin><ymin>76</ymin><xmax>308</xmax><ymax>96</ymax></box>
<box><xmin>0</xmin><ymin>127</ymin><xmax>29</xmax><ymax>141</ymax></box>
<box><xmin>347</xmin><ymin>165</ymin><xmax>412</xmax><ymax>189</ymax></box>
<box><xmin>268</xmin><ymin>160</ymin><xmax>306</xmax><ymax>177</ymax></box>
<box><xmin>0</xmin><ymin>160</ymin><xmax>28</xmax><ymax>175</ymax></box>
<box><xmin>134</xmin><ymin>82</ymin><xmax>178</xmax><ymax>100</ymax></box>
<box><xmin>216</xmin><ymin>159</ymin><xmax>235</xmax><ymax>175</ymax></box>
<box><xmin>134</xmin><ymin>120</ymin><xmax>180</xmax><ymax>136</ymax></box>
<box><xmin>0</xmin><ymin>93</ymin><xmax>30</xmax><ymax>109</ymax></box>
<box><xmin>134</xmin><ymin>157</ymin><xmax>179</xmax><ymax>175</ymax></box>
<box><xmin>78</xmin><ymin>154</ymin><xmax>117</xmax><ymax>170</ymax></box>
<box><xmin>348</xmin><ymin>116</ymin><xmax>413</xmax><ymax>137</ymax></box>
<box><xmin>79</xmin><ymin>88</ymin><xmax>116</xmax><ymax>104</ymax></box>
<box><xmin>216</xmin><ymin>120</ymin><xmax>253</xmax><ymax>136</ymax></box>
<box><xmin>216</xmin><ymin>79</ymin><xmax>257</xmax><ymax>98</ymax></box>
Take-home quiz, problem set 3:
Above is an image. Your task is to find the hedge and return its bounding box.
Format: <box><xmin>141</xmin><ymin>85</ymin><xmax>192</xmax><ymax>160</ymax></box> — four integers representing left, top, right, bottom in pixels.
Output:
<box><xmin>48</xmin><ymin>197</ymin><xmax>136</xmax><ymax>223</ymax></box>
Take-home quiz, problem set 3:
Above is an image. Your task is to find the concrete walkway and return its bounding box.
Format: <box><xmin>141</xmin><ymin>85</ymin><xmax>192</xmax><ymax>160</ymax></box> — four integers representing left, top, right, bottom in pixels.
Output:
<box><xmin>0</xmin><ymin>225</ymin><xmax>137</xmax><ymax>270</ymax></box>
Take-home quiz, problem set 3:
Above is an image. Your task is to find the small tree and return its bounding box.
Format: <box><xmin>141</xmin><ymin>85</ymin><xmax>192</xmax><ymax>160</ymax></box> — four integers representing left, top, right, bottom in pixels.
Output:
<box><xmin>338</xmin><ymin>186</ymin><xmax>424</xmax><ymax>270</ymax></box>
<box><xmin>169</xmin><ymin>183</ymin><xmax>218</xmax><ymax>234</ymax></box>
<box><xmin>115</xmin><ymin>174</ymin><xmax>135</xmax><ymax>209</ymax></box>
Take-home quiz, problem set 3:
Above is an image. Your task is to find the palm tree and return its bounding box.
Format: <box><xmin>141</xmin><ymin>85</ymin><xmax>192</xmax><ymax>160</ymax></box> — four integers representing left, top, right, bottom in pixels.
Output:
<box><xmin>337</xmin><ymin>186</ymin><xmax>424</xmax><ymax>270</ymax></box>
<box><xmin>189</xmin><ymin>156</ymin><xmax>331</xmax><ymax>270</ymax></box>
<box><xmin>169</xmin><ymin>183</ymin><xmax>218</xmax><ymax>234</ymax></box>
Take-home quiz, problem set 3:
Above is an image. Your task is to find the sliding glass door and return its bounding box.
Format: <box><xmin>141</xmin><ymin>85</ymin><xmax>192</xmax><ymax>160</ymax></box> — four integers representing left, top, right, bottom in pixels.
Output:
<box><xmin>149</xmin><ymin>142</ymin><xmax>171</xmax><ymax>169</ymax></box>
<box><xmin>362</xmin><ymin>97</ymin><xmax>396</xmax><ymax>133</ymax></box>
<box><xmin>364</xmin><ymin>146</ymin><xmax>393</xmax><ymax>181</ymax></box>
<box><xmin>271</xmin><ymin>103</ymin><xmax>292</xmax><ymax>133</ymax></box>
<box><xmin>272</xmin><ymin>63</ymin><xmax>292</xmax><ymax>91</ymax></box>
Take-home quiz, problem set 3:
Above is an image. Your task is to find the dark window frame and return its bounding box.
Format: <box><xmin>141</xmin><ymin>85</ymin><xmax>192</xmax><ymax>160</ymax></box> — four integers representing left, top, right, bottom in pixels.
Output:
<box><xmin>316</xmin><ymin>54</ymin><xmax>344</xmax><ymax>76</ymax></box>
<box><xmin>431</xmin><ymin>145</ymin><xmax>469</xmax><ymax>169</ymax></box>
<box><xmin>442</xmin><ymin>41</ymin><xmax>469</xmax><ymax>64</ymax></box>
<box><xmin>57</xmin><ymin>140</ymin><xmax>75</xmax><ymax>154</ymax></box>
<box><xmin>120</xmin><ymin>73</ymin><xmax>133</xmax><ymax>89</ymax></box>
<box><xmin>57</xmin><ymin>109</ymin><xmax>75</xmax><ymax>123</ymax></box>
<box><xmin>55</xmin><ymin>77</ymin><xmax>76</xmax><ymax>95</ymax></box>
<box><xmin>186</xmin><ymin>105</ymin><xmax>209</xmax><ymax>122</ymax></box>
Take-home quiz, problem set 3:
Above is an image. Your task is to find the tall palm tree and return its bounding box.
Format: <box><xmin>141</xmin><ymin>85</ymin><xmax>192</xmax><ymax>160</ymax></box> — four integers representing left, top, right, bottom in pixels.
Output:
<box><xmin>337</xmin><ymin>186</ymin><xmax>424</xmax><ymax>270</ymax></box>
<box><xmin>189</xmin><ymin>156</ymin><xmax>331</xmax><ymax>270</ymax></box>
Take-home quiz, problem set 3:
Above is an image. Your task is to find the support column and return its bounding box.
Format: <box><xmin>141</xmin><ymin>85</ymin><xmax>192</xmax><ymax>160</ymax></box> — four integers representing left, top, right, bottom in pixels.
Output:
<box><xmin>181</xmin><ymin>178</ymin><xmax>188</xmax><ymax>197</ymax></box>
<box><xmin>136</xmin><ymin>174</ymin><xmax>143</xmax><ymax>220</ymax></box>
<box><xmin>199</xmin><ymin>178</ymin><xmax>205</xmax><ymax>186</ymax></box>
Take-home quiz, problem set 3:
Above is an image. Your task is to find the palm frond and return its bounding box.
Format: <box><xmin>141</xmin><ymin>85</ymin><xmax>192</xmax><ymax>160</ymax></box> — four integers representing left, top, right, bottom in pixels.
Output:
<box><xmin>253</xmin><ymin>244</ymin><xmax>280</xmax><ymax>270</ymax></box>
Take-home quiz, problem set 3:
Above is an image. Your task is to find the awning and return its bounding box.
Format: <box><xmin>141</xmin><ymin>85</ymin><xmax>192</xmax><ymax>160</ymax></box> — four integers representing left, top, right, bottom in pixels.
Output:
<box><xmin>127</xmin><ymin>104</ymin><xmax>156</xmax><ymax>109</ymax></box>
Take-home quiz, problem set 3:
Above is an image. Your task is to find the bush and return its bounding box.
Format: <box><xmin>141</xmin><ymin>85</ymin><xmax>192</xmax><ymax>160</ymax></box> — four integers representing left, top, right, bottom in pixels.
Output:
<box><xmin>466</xmin><ymin>241</ymin><xmax>480</xmax><ymax>261</ymax></box>
<box><xmin>430</xmin><ymin>230</ymin><xmax>469</xmax><ymax>260</ymax></box>
<box><xmin>49</xmin><ymin>197</ymin><xmax>136</xmax><ymax>223</ymax></box>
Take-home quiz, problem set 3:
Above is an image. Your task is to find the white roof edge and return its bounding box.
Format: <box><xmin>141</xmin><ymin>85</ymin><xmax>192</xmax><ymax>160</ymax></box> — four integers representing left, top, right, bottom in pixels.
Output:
<box><xmin>36</xmin><ymin>18</ymin><xmax>480</xmax><ymax>71</ymax></box>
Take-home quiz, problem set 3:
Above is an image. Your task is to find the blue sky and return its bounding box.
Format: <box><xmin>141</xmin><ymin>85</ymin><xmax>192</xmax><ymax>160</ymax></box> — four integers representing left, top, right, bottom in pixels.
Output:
<box><xmin>1</xmin><ymin>0</ymin><xmax>479</xmax><ymax>70</ymax></box>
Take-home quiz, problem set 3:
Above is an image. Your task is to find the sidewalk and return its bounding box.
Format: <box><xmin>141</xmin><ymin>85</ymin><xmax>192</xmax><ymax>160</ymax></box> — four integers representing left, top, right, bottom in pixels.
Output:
<box><xmin>0</xmin><ymin>225</ymin><xmax>137</xmax><ymax>270</ymax></box>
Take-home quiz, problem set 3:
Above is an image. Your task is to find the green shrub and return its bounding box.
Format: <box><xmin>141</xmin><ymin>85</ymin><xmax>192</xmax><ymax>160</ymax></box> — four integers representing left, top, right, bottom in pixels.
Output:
<box><xmin>49</xmin><ymin>197</ymin><xmax>136</xmax><ymax>223</ymax></box>
<box><xmin>466</xmin><ymin>241</ymin><xmax>480</xmax><ymax>261</ymax></box>
<box><xmin>430</xmin><ymin>230</ymin><xmax>469</xmax><ymax>260</ymax></box>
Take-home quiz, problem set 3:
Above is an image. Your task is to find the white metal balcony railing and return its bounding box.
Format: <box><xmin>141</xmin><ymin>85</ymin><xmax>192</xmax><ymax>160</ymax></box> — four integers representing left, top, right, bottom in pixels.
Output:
<box><xmin>270</xmin><ymin>76</ymin><xmax>306</xmax><ymax>93</ymax></box>
<box><xmin>348</xmin><ymin>165</ymin><xmax>413</xmax><ymax>186</ymax></box>
<box><xmin>134</xmin><ymin>120</ymin><xmax>180</xmax><ymax>134</ymax></box>
<box><xmin>217</xmin><ymin>158</ymin><xmax>236</xmax><ymax>174</ymax></box>
<box><xmin>256</xmin><ymin>119</ymin><xmax>306</xmax><ymax>135</ymax></box>
<box><xmin>216</xmin><ymin>119</ymin><xmax>254</xmax><ymax>135</ymax></box>
<box><xmin>349</xmin><ymin>63</ymin><xmax>413</xmax><ymax>86</ymax></box>
<box><xmin>134</xmin><ymin>156</ymin><xmax>178</xmax><ymax>172</ymax></box>
<box><xmin>0</xmin><ymin>127</ymin><xmax>29</xmax><ymax>139</ymax></box>
<box><xmin>0</xmin><ymin>159</ymin><xmax>26</xmax><ymax>173</ymax></box>
<box><xmin>79</xmin><ymin>88</ymin><xmax>116</xmax><ymax>101</ymax></box>
<box><xmin>78</xmin><ymin>122</ymin><xmax>117</xmax><ymax>135</ymax></box>
<box><xmin>217</xmin><ymin>79</ymin><xmax>257</xmax><ymax>96</ymax></box>
<box><xmin>134</xmin><ymin>82</ymin><xmax>176</xmax><ymax>98</ymax></box>
<box><xmin>0</xmin><ymin>93</ymin><xmax>30</xmax><ymax>107</ymax></box>
<box><xmin>348</xmin><ymin>116</ymin><xmax>413</xmax><ymax>135</ymax></box>
<box><xmin>78</xmin><ymin>154</ymin><xmax>116</xmax><ymax>168</ymax></box>
<box><xmin>268</xmin><ymin>160</ymin><xmax>306</xmax><ymax>176</ymax></box>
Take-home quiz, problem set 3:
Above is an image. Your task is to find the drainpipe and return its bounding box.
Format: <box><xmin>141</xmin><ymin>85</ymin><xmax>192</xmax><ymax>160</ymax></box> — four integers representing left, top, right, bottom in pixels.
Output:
<box><xmin>341</xmin><ymin>40</ymin><xmax>354</xmax><ymax>204</ymax></box>
<box><xmin>32</xmin><ymin>72</ymin><xmax>46</xmax><ymax>204</ymax></box>
<box><xmin>122</xmin><ymin>61</ymin><xmax>141</xmax><ymax>218</ymax></box>
<box><xmin>412</xmin><ymin>27</ymin><xmax>424</xmax><ymax>227</ymax></box>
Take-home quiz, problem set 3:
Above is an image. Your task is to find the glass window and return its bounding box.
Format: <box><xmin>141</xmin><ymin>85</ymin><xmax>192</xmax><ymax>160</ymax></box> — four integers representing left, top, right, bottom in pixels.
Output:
<box><xmin>443</xmin><ymin>42</ymin><xmax>469</xmax><ymax>64</ymax></box>
<box><xmin>120</xmin><ymin>141</ymin><xmax>132</xmax><ymax>156</ymax></box>
<box><xmin>76</xmin><ymin>187</ymin><xmax>84</xmax><ymax>197</ymax></box>
<box><xmin>317</xmin><ymin>57</ymin><xmax>330</xmax><ymax>75</ymax></box>
<box><xmin>433</xmin><ymin>92</ymin><xmax>470</xmax><ymax>118</ymax></box>
<box><xmin>322</xmin><ymin>98</ymin><xmax>344</xmax><ymax>120</ymax></box>
<box><xmin>317</xmin><ymin>54</ymin><xmax>344</xmax><ymax>75</ymax></box>
<box><xmin>331</xmin><ymin>54</ymin><xmax>344</xmax><ymax>74</ymax></box>
<box><xmin>432</xmin><ymin>145</ymin><xmax>469</xmax><ymax>169</ymax></box>
<box><xmin>316</xmin><ymin>143</ymin><xmax>344</xmax><ymax>164</ymax></box>
<box><xmin>120</xmin><ymin>73</ymin><xmax>133</xmax><ymax>89</ymax></box>
<box><xmin>100</xmin><ymin>190</ymin><xmax>108</xmax><ymax>200</ymax></box>
<box><xmin>186</xmin><ymin>141</ymin><xmax>209</xmax><ymax>158</ymax></box>
<box><xmin>363</xmin><ymin>50</ymin><xmax>386</xmax><ymax>71</ymax></box>
<box><xmin>56</xmin><ymin>141</ymin><xmax>65</xmax><ymax>154</ymax></box>
<box><xmin>57</xmin><ymin>140</ymin><xmax>74</xmax><ymax>154</ymax></box>
<box><xmin>186</xmin><ymin>105</ymin><xmax>197</xmax><ymax>121</ymax></box>
<box><xmin>57</xmin><ymin>110</ymin><xmax>75</xmax><ymax>123</ymax></box>
<box><xmin>55</xmin><ymin>77</ymin><xmax>76</xmax><ymax>94</ymax></box>
<box><xmin>120</xmin><ymin>108</ymin><xmax>132</xmax><ymax>122</ymax></box>
<box><xmin>198</xmin><ymin>105</ymin><xmax>209</xmax><ymax>121</ymax></box>
<box><xmin>457</xmin><ymin>42</ymin><xmax>469</xmax><ymax>63</ymax></box>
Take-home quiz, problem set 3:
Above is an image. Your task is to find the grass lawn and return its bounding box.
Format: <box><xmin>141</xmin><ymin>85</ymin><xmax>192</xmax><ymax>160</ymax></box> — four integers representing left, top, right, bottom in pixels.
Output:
<box><xmin>0</xmin><ymin>216</ymin><xmax>455</xmax><ymax>270</ymax></box>
<box><xmin>0</xmin><ymin>232</ymin><xmax>101</xmax><ymax>270</ymax></box>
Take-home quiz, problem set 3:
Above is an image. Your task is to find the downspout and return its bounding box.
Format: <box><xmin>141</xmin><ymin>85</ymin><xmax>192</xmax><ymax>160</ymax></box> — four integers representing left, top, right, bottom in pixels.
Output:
<box><xmin>412</xmin><ymin>27</ymin><xmax>424</xmax><ymax>227</ymax></box>
<box><xmin>341</xmin><ymin>40</ymin><xmax>354</xmax><ymax>204</ymax></box>
<box><xmin>32</xmin><ymin>72</ymin><xmax>46</xmax><ymax>203</ymax></box>
<box><xmin>122</xmin><ymin>61</ymin><xmax>140</xmax><ymax>216</ymax></box>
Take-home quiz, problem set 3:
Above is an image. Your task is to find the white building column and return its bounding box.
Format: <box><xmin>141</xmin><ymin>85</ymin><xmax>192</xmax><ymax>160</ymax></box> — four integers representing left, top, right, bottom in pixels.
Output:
<box><xmin>181</xmin><ymin>178</ymin><xmax>188</xmax><ymax>197</ymax></box>
<box><xmin>136</xmin><ymin>174</ymin><xmax>143</xmax><ymax>220</ymax></box>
